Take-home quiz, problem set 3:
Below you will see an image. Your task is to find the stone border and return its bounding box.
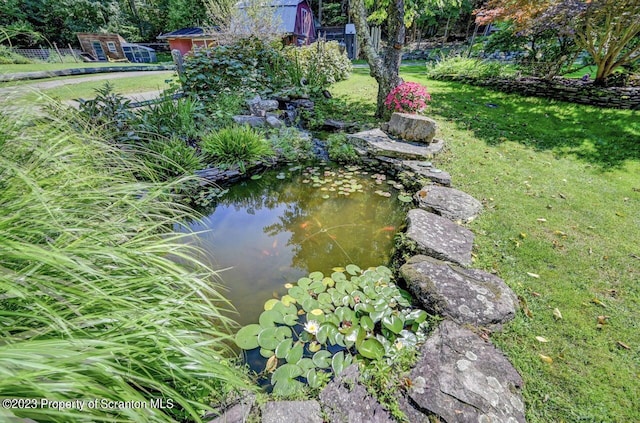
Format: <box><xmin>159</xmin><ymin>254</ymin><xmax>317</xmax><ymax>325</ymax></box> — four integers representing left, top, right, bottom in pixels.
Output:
<box><xmin>432</xmin><ymin>75</ymin><xmax>640</xmax><ymax>110</ymax></box>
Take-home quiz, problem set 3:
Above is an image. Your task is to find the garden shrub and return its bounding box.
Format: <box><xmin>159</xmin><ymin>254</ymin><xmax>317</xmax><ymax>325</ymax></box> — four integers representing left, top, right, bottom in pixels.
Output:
<box><xmin>181</xmin><ymin>37</ymin><xmax>288</xmax><ymax>101</ymax></box>
<box><xmin>384</xmin><ymin>82</ymin><xmax>431</xmax><ymax>114</ymax></box>
<box><xmin>206</xmin><ymin>92</ymin><xmax>247</xmax><ymax>128</ymax></box>
<box><xmin>326</xmin><ymin>133</ymin><xmax>358</xmax><ymax>163</ymax></box>
<box><xmin>201</xmin><ymin>125</ymin><xmax>274</xmax><ymax>172</ymax></box>
<box><xmin>426</xmin><ymin>55</ymin><xmax>509</xmax><ymax>80</ymax></box>
<box><xmin>283</xmin><ymin>40</ymin><xmax>352</xmax><ymax>90</ymax></box>
<box><xmin>77</xmin><ymin>82</ymin><xmax>137</xmax><ymax>139</ymax></box>
<box><xmin>0</xmin><ymin>112</ymin><xmax>250</xmax><ymax>422</ymax></box>
<box><xmin>140</xmin><ymin>137</ymin><xmax>204</xmax><ymax>180</ymax></box>
<box><xmin>136</xmin><ymin>94</ymin><xmax>206</xmax><ymax>140</ymax></box>
<box><xmin>269</xmin><ymin>126</ymin><xmax>314</xmax><ymax>161</ymax></box>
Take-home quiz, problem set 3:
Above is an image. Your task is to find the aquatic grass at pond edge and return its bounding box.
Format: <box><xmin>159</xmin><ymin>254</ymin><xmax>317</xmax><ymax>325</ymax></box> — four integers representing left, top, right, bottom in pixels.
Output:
<box><xmin>0</xmin><ymin>111</ymin><xmax>250</xmax><ymax>422</ymax></box>
<box><xmin>331</xmin><ymin>68</ymin><xmax>640</xmax><ymax>422</ymax></box>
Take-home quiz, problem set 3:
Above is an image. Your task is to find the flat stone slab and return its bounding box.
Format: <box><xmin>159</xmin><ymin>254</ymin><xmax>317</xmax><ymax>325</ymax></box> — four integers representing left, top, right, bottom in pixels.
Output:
<box><xmin>232</xmin><ymin>115</ymin><xmax>266</xmax><ymax>127</ymax></box>
<box><xmin>382</xmin><ymin>112</ymin><xmax>437</xmax><ymax>143</ymax></box>
<box><xmin>416</xmin><ymin>185</ymin><xmax>483</xmax><ymax>223</ymax></box>
<box><xmin>407</xmin><ymin>320</ymin><xmax>526</xmax><ymax>423</ymax></box>
<box><xmin>319</xmin><ymin>365</ymin><xmax>394</xmax><ymax>423</ymax></box>
<box><xmin>262</xmin><ymin>400</ymin><xmax>323</xmax><ymax>423</ymax></box>
<box><xmin>400</xmin><ymin>255</ymin><xmax>518</xmax><ymax>329</ymax></box>
<box><xmin>206</xmin><ymin>393</ymin><xmax>255</xmax><ymax>423</ymax></box>
<box><xmin>406</xmin><ymin>209</ymin><xmax>474</xmax><ymax>266</ymax></box>
<box><xmin>401</xmin><ymin>160</ymin><xmax>452</xmax><ymax>186</ymax></box>
<box><xmin>349</xmin><ymin>128</ymin><xmax>444</xmax><ymax>160</ymax></box>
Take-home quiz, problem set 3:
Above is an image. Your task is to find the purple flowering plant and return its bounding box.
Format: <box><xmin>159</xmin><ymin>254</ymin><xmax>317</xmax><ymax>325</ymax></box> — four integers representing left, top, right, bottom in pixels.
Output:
<box><xmin>384</xmin><ymin>82</ymin><xmax>431</xmax><ymax>114</ymax></box>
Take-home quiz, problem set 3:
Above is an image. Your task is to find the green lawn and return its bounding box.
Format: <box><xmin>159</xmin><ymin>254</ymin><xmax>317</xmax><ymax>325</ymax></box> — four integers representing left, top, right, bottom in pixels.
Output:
<box><xmin>332</xmin><ymin>68</ymin><xmax>640</xmax><ymax>422</ymax></box>
<box><xmin>1</xmin><ymin>72</ymin><xmax>176</xmax><ymax>104</ymax></box>
<box><xmin>0</xmin><ymin>61</ymin><xmax>163</xmax><ymax>74</ymax></box>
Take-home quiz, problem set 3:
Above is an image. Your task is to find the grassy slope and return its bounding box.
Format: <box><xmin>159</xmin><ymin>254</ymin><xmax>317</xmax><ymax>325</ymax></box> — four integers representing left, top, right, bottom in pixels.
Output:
<box><xmin>332</xmin><ymin>67</ymin><xmax>640</xmax><ymax>422</ymax></box>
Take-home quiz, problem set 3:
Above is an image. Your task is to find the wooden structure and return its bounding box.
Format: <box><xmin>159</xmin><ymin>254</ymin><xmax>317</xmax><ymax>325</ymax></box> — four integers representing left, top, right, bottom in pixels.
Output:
<box><xmin>157</xmin><ymin>28</ymin><xmax>218</xmax><ymax>55</ymax></box>
<box><xmin>76</xmin><ymin>33</ymin><xmax>128</xmax><ymax>61</ymax></box>
<box><xmin>238</xmin><ymin>0</ymin><xmax>317</xmax><ymax>46</ymax></box>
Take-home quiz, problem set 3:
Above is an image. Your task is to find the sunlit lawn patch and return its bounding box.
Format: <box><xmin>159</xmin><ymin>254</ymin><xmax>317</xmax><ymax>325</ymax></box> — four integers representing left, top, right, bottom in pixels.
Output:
<box><xmin>331</xmin><ymin>67</ymin><xmax>640</xmax><ymax>422</ymax></box>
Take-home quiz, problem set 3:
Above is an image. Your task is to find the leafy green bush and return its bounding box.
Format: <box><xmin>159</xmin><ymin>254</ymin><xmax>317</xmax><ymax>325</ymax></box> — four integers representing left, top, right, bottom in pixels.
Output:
<box><xmin>269</xmin><ymin>126</ymin><xmax>314</xmax><ymax>161</ymax></box>
<box><xmin>0</xmin><ymin>45</ymin><xmax>31</xmax><ymax>64</ymax></box>
<box><xmin>327</xmin><ymin>133</ymin><xmax>358</xmax><ymax>163</ymax></box>
<box><xmin>425</xmin><ymin>55</ymin><xmax>508</xmax><ymax>80</ymax></box>
<box><xmin>77</xmin><ymin>82</ymin><xmax>137</xmax><ymax>139</ymax></box>
<box><xmin>181</xmin><ymin>37</ymin><xmax>287</xmax><ymax>101</ymax></box>
<box><xmin>207</xmin><ymin>92</ymin><xmax>247</xmax><ymax>128</ymax></box>
<box><xmin>201</xmin><ymin>125</ymin><xmax>274</xmax><ymax>172</ymax></box>
<box><xmin>234</xmin><ymin>265</ymin><xmax>431</xmax><ymax>396</ymax></box>
<box><xmin>0</xmin><ymin>112</ymin><xmax>249</xmax><ymax>422</ymax></box>
<box><xmin>139</xmin><ymin>137</ymin><xmax>204</xmax><ymax>180</ymax></box>
<box><xmin>283</xmin><ymin>40</ymin><xmax>352</xmax><ymax>91</ymax></box>
<box><xmin>137</xmin><ymin>95</ymin><xmax>206</xmax><ymax>140</ymax></box>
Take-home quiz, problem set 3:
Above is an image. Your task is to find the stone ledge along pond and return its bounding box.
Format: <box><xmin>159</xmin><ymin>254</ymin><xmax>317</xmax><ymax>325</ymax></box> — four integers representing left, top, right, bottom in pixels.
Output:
<box><xmin>179</xmin><ymin>163</ymin><xmax>411</xmax><ymax>327</ymax></box>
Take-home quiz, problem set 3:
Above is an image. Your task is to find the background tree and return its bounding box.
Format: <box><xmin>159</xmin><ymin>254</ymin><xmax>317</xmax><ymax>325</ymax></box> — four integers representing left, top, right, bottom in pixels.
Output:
<box><xmin>350</xmin><ymin>0</ymin><xmax>462</xmax><ymax>118</ymax></box>
<box><xmin>476</xmin><ymin>0</ymin><xmax>640</xmax><ymax>85</ymax></box>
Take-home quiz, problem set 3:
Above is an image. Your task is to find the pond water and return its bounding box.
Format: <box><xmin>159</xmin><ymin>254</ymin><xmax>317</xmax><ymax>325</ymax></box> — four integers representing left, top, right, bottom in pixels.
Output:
<box><xmin>181</xmin><ymin>164</ymin><xmax>409</xmax><ymax>326</ymax></box>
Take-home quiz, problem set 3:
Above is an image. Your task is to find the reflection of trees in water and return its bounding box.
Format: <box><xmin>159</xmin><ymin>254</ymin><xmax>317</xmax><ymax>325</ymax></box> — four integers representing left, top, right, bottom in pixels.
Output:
<box><xmin>200</xmin><ymin>167</ymin><xmax>407</xmax><ymax>273</ymax></box>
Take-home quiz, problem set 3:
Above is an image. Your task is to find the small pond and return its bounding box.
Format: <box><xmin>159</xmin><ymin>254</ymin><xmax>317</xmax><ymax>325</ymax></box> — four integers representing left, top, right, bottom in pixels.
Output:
<box><xmin>181</xmin><ymin>164</ymin><xmax>410</xmax><ymax>327</ymax></box>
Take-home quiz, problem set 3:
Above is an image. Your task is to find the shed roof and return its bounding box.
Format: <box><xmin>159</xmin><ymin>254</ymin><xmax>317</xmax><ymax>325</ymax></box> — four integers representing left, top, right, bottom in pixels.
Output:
<box><xmin>236</xmin><ymin>0</ymin><xmax>306</xmax><ymax>34</ymax></box>
<box><xmin>157</xmin><ymin>27</ymin><xmax>218</xmax><ymax>39</ymax></box>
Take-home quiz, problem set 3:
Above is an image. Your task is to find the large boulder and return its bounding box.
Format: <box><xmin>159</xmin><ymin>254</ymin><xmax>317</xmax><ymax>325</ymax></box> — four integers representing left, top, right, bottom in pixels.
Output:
<box><xmin>247</xmin><ymin>95</ymin><xmax>279</xmax><ymax>117</ymax></box>
<box><xmin>406</xmin><ymin>209</ymin><xmax>474</xmax><ymax>266</ymax></box>
<box><xmin>400</xmin><ymin>255</ymin><xmax>518</xmax><ymax>329</ymax></box>
<box><xmin>319</xmin><ymin>365</ymin><xmax>394</xmax><ymax>423</ymax></box>
<box><xmin>416</xmin><ymin>185</ymin><xmax>483</xmax><ymax>223</ymax></box>
<box><xmin>407</xmin><ymin>320</ymin><xmax>526</xmax><ymax>423</ymax></box>
<box><xmin>382</xmin><ymin>113</ymin><xmax>437</xmax><ymax>144</ymax></box>
<box><xmin>349</xmin><ymin>128</ymin><xmax>444</xmax><ymax>160</ymax></box>
<box><xmin>232</xmin><ymin>115</ymin><xmax>266</xmax><ymax>127</ymax></box>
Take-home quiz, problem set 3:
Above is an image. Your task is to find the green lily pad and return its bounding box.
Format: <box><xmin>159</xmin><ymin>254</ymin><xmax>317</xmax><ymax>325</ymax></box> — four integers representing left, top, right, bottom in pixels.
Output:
<box><xmin>346</xmin><ymin>264</ymin><xmax>361</xmax><ymax>275</ymax></box>
<box><xmin>309</xmin><ymin>271</ymin><xmax>324</xmax><ymax>281</ymax></box>
<box><xmin>305</xmin><ymin>369</ymin><xmax>322</xmax><ymax>388</ymax></box>
<box><xmin>259</xmin><ymin>309</ymin><xmax>284</xmax><ymax>327</ymax></box>
<box><xmin>257</xmin><ymin>327</ymin><xmax>280</xmax><ymax>350</ymax></box>
<box><xmin>275</xmin><ymin>339</ymin><xmax>293</xmax><ymax>359</ymax></box>
<box><xmin>264</xmin><ymin>298</ymin><xmax>279</xmax><ymax>311</ymax></box>
<box><xmin>285</xmin><ymin>343</ymin><xmax>304</xmax><ymax>364</ymax></box>
<box><xmin>312</xmin><ymin>350</ymin><xmax>332</xmax><ymax>368</ymax></box>
<box><xmin>358</xmin><ymin>338</ymin><xmax>385</xmax><ymax>360</ymax></box>
<box><xmin>250</xmin><ymin>174</ymin><xmax>262</xmax><ymax>180</ymax></box>
<box><xmin>382</xmin><ymin>315</ymin><xmax>404</xmax><ymax>334</ymax></box>
<box><xmin>234</xmin><ymin>324</ymin><xmax>261</xmax><ymax>350</ymax></box>
<box><xmin>283</xmin><ymin>313</ymin><xmax>299</xmax><ymax>326</ymax></box>
<box><xmin>398</xmin><ymin>195</ymin><xmax>413</xmax><ymax>203</ymax></box>
<box><xmin>332</xmin><ymin>351</ymin><xmax>348</xmax><ymax>375</ymax></box>
<box><xmin>260</xmin><ymin>348</ymin><xmax>275</xmax><ymax>358</ymax></box>
<box><xmin>360</xmin><ymin>315</ymin><xmax>375</xmax><ymax>332</ymax></box>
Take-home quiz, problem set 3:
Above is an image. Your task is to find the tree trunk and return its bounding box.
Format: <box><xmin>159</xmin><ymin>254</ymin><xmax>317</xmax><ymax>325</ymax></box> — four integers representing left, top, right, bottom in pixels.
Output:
<box><xmin>350</xmin><ymin>0</ymin><xmax>405</xmax><ymax>118</ymax></box>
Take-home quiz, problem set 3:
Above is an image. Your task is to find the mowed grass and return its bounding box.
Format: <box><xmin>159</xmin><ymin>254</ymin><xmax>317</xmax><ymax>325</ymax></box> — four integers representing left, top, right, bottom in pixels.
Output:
<box><xmin>332</xmin><ymin>67</ymin><xmax>640</xmax><ymax>422</ymax></box>
<box><xmin>1</xmin><ymin>72</ymin><xmax>176</xmax><ymax>105</ymax></box>
<box><xmin>0</xmin><ymin>61</ymin><xmax>159</xmax><ymax>74</ymax></box>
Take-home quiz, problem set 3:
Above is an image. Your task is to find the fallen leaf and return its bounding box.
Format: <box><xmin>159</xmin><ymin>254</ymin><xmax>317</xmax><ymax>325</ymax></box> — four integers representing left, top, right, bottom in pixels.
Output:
<box><xmin>558</xmin><ymin>193</ymin><xmax>567</xmax><ymax>199</ymax></box>
<box><xmin>553</xmin><ymin>230</ymin><xmax>567</xmax><ymax>237</ymax></box>
<box><xmin>535</xmin><ymin>336</ymin><xmax>549</xmax><ymax>343</ymax></box>
<box><xmin>519</xmin><ymin>233</ymin><xmax>527</xmax><ymax>239</ymax></box>
<box><xmin>265</xmin><ymin>354</ymin><xmax>278</xmax><ymax>373</ymax></box>
<box><xmin>532</xmin><ymin>292</ymin><xmax>541</xmax><ymax>297</ymax></box>
<box><xmin>617</xmin><ymin>341</ymin><xmax>631</xmax><ymax>350</ymax></box>
<box><xmin>597</xmin><ymin>315</ymin><xmax>609</xmax><ymax>325</ymax></box>
<box><xmin>615</xmin><ymin>212</ymin><xmax>625</xmax><ymax>217</ymax></box>
<box><xmin>518</xmin><ymin>295</ymin><xmax>533</xmax><ymax>319</ymax></box>
<box><xmin>537</xmin><ymin>218</ymin><xmax>547</xmax><ymax>223</ymax></box>
<box><xmin>527</xmin><ymin>272</ymin><xmax>540</xmax><ymax>279</ymax></box>
<box><xmin>591</xmin><ymin>297</ymin><xmax>606</xmax><ymax>308</ymax></box>
<box><xmin>553</xmin><ymin>308</ymin><xmax>563</xmax><ymax>320</ymax></box>
<box><xmin>539</xmin><ymin>354</ymin><xmax>553</xmax><ymax>364</ymax></box>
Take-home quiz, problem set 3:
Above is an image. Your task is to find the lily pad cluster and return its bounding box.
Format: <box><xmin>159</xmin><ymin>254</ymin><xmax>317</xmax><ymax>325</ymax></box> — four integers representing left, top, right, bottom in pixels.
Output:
<box><xmin>300</xmin><ymin>166</ymin><xmax>367</xmax><ymax>197</ymax></box>
<box><xmin>234</xmin><ymin>265</ymin><xmax>430</xmax><ymax>395</ymax></box>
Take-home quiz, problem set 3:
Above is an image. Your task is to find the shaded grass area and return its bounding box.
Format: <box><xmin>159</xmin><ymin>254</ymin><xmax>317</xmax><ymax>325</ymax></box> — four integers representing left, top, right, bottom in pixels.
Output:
<box><xmin>332</xmin><ymin>68</ymin><xmax>640</xmax><ymax>422</ymax></box>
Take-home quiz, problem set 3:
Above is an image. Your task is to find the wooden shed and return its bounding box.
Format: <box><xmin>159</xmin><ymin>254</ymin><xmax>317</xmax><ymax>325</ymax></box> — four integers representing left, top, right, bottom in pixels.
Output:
<box><xmin>237</xmin><ymin>0</ymin><xmax>317</xmax><ymax>46</ymax></box>
<box><xmin>156</xmin><ymin>28</ymin><xmax>219</xmax><ymax>56</ymax></box>
<box><xmin>76</xmin><ymin>33</ymin><xmax>128</xmax><ymax>61</ymax></box>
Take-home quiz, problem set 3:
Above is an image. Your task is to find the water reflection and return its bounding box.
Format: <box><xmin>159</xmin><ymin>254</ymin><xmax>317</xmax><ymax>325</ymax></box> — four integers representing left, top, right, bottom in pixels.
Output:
<box><xmin>182</xmin><ymin>165</ymin><xmax>407</xmax><ymax>325</ymax></box>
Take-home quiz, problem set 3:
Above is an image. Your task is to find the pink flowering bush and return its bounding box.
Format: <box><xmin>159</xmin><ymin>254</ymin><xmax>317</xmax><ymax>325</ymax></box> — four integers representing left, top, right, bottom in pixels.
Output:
<box><xmin>384</xmin><ymin>82</ymin><xmax>431</xmax><ymax>114</ymax></box>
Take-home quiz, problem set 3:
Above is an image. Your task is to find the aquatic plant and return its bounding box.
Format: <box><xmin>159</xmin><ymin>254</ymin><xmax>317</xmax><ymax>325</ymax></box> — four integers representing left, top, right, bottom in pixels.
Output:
<box><xmin>234</xmin><ymin>265</ymin><xmax>431</xmax><ymax>395</ymax></box>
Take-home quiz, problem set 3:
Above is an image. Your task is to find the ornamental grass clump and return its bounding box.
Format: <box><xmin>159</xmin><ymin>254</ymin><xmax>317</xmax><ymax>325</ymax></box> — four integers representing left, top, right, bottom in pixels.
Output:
<box><xmin>384</xmin><ymin>82</ymin><xmax>431</xmax><ymax>114</ymax></box>
<box><xmin>0</xmin><ymin>111</ymin><xmax>250</xmax><ymax>422</ymax></box>
<box><xmin>201</xmin><ymin>125</ymin><xmax>274</xmax><ymax>172</ymax></box>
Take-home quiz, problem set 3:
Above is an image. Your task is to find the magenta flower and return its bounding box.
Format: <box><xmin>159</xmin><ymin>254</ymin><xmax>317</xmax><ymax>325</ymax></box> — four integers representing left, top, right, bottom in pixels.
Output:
<box><xmin>384</xmin><ymin>82</ymin><xmax>431</xmax><ymax>114</ymax></box>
